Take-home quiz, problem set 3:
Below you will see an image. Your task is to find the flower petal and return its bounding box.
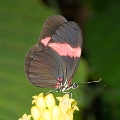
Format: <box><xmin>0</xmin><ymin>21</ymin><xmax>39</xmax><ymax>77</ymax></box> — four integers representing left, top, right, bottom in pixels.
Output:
<box><xmin>18</xmin><ymin>113</ymin><xmax>31</xmax><ymax>120</ymax></box>
<box><xmin>57</xmin><ymin>94</ymin><xmax>74</xmax><ymax>112</ymax></box>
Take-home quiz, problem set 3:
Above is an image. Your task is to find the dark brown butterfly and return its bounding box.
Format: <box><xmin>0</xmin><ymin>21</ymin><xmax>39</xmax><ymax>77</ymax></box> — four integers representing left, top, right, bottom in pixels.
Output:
<box><xmin>24</xmin><ymin>15</ymin><xmax>83</xmax><ymax>93</ymax></box>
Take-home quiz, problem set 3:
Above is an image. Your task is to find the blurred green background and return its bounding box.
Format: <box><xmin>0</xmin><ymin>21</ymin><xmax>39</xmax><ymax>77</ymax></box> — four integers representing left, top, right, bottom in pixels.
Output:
<box><xmin>0</xmin><ymin>0</ymin><xmax>120</xmax><ymax>120</ymax></box>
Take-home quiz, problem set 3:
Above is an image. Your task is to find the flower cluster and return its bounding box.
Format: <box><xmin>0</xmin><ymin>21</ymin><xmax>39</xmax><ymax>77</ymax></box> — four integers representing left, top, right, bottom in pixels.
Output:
<box><xmin>19</xmin><ymin>93</ymin><xmax>79</xmax><ymax>120</ymax></box>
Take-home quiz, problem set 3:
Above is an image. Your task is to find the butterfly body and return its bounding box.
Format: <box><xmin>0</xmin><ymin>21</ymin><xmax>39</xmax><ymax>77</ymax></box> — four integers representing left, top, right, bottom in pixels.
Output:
<box><xmin>24</xmin><ymin>15</ymin><xmax>82</xmax><ymax>92</ymax></box>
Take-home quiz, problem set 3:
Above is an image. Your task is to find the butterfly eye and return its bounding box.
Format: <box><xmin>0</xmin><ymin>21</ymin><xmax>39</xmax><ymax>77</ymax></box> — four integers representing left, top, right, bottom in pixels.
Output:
<box><xmin>72</xmin><ymin>83</ymin><xmax>78</xmax><ymax>89</ymax></box>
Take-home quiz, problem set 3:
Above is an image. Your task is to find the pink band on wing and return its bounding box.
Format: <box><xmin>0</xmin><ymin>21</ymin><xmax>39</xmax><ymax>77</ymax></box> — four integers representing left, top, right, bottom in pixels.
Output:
<box><xmin>55</xmin><ymin>82</ymin><xmax>60</xmax><ymax>88</ymax></box>
<box><xmin>41</xmin><ymin>37</ymin><xmax>51</xmax><ymax>46</ymax></box>
<box><xmin>55</xmin><ymin>78</ymin><xmax>63</xmax><ymax>88</ymax></box>
<box><xmin>48</xmin><ymin>43</ymin><xmax>81</xmax><ymax>58</ymax></box>
<box><xmin>57</xmin><ymin>78</ymin><xmax>63</xmax><ymax>82</ymax></box>
<box><xmin>68</xmin><ymin>78</ymin><xmax>72</xmax><ymax>85</ymax></box>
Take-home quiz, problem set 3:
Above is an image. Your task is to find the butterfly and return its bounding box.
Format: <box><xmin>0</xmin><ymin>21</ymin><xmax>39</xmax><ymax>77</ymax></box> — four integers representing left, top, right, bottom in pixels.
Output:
<box><xmin>24</xmin><ymin>15</ymin><xmax>83</xmax><ymax>94</ymax></box>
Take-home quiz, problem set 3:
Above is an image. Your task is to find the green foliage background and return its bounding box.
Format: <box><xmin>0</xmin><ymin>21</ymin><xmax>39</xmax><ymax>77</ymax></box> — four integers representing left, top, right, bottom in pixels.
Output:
<box><xmin>0</xmin><ymin>0</ymin><xmax>120</xmax><ymax>120</ymax></box>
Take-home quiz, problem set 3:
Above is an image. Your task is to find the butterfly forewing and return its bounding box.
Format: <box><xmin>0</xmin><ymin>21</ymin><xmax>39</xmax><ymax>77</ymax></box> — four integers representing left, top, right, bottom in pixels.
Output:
<box><xmin>38</xmin><ymin>15</ymin><xmax>67</xmax><ymax>48</ymax></box>
<box><xmin>47</xmin><ymin>21</ymin><xmax>82</xmax><ymax>83</ymax></box>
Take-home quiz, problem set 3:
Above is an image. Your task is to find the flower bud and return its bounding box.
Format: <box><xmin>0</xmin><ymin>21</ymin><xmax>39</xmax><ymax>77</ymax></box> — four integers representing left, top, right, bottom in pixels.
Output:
<box><xmin>51</xmin><ymin>105</ymin><xmax>61</xmax><ymax>120</ymax></box>
<box><xmin>45</xmin><ymin>93</ymin><xmax>55</xmax><ymax>110</ymax></box>
<box><xmin>43</xmin><ymin>109</ymin><xmax>52</xmax><ymax>120</ymax></box>
<box><xmin>31</xmin><ymin>106</ymin><xmax>41</xmax><ymax>120</ymax></box>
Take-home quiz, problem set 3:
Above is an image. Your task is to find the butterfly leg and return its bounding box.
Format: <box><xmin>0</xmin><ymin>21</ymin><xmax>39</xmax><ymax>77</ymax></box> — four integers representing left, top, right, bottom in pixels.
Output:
<box><xmin>44</xmin><ymin>88</ymin><xmax>59</xmax><ymax>96</ymax></box>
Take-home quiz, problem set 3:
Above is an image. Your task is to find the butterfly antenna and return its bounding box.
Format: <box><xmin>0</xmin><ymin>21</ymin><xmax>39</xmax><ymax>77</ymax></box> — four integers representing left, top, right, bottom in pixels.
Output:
<box><xmin>79</xmin><ymin>78</ymin><xmax>102</xmax><ymax>85</ymax></box>
<box><xmin>75</xmin><ymin>88</ymin><xmax>80</xmax><ymax>101</ymax></box>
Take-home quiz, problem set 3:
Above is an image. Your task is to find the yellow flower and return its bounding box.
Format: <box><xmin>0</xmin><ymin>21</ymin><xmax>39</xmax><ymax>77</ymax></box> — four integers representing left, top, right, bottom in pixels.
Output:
<box><xmin>19</xmin><ymin>93</ymin><xmax>79</xmax><ymax>120</ymax></box>
<box><xmin>60</xmin><ymin>112</ymin><xmax>73</xmax><ymax>120</ymax></box>
<box><xmin>18</xmin><ymin>113</ymin><xmax>31</xmax><ymax>120</ymax></box>
<box><xmin>31</xmin><ymin>106</ymin><xmax>41</xmax><ymax>120</ymax></box>
<box><xmin>44</xmin><ymin>93</ymin><xmax>55</xmax><ymax>110</ymax></box>
<box><xmin>56</xmin><ymin>94</ymin><xmax>74</xmax><ymax>112</ymax></box>
<box><xmin>71</xmin><ymin>101</ymin><xmax>79</xmax><ymax>111</ymax></box>
<box><xmin>32</xmin><ymin>93</ymin><xmax>46</xmax><ymax>112</ymax></box>
<box><xmin>51</xmin><ymin>105</ymin><xmax>61</xmax><ymax>120</ymax></box>
<box><xmin>42</xmin><ymin>109</ymin><xmax>52</xmax><ymax>120</ymax></box>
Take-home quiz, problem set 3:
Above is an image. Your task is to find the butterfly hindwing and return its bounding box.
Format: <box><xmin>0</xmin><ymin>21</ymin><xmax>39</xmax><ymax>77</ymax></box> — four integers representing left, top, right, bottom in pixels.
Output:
<box><xmin>25</xmin><ymin>45</ymin><xmax>65</xmax><ymax>88</ymax></box>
